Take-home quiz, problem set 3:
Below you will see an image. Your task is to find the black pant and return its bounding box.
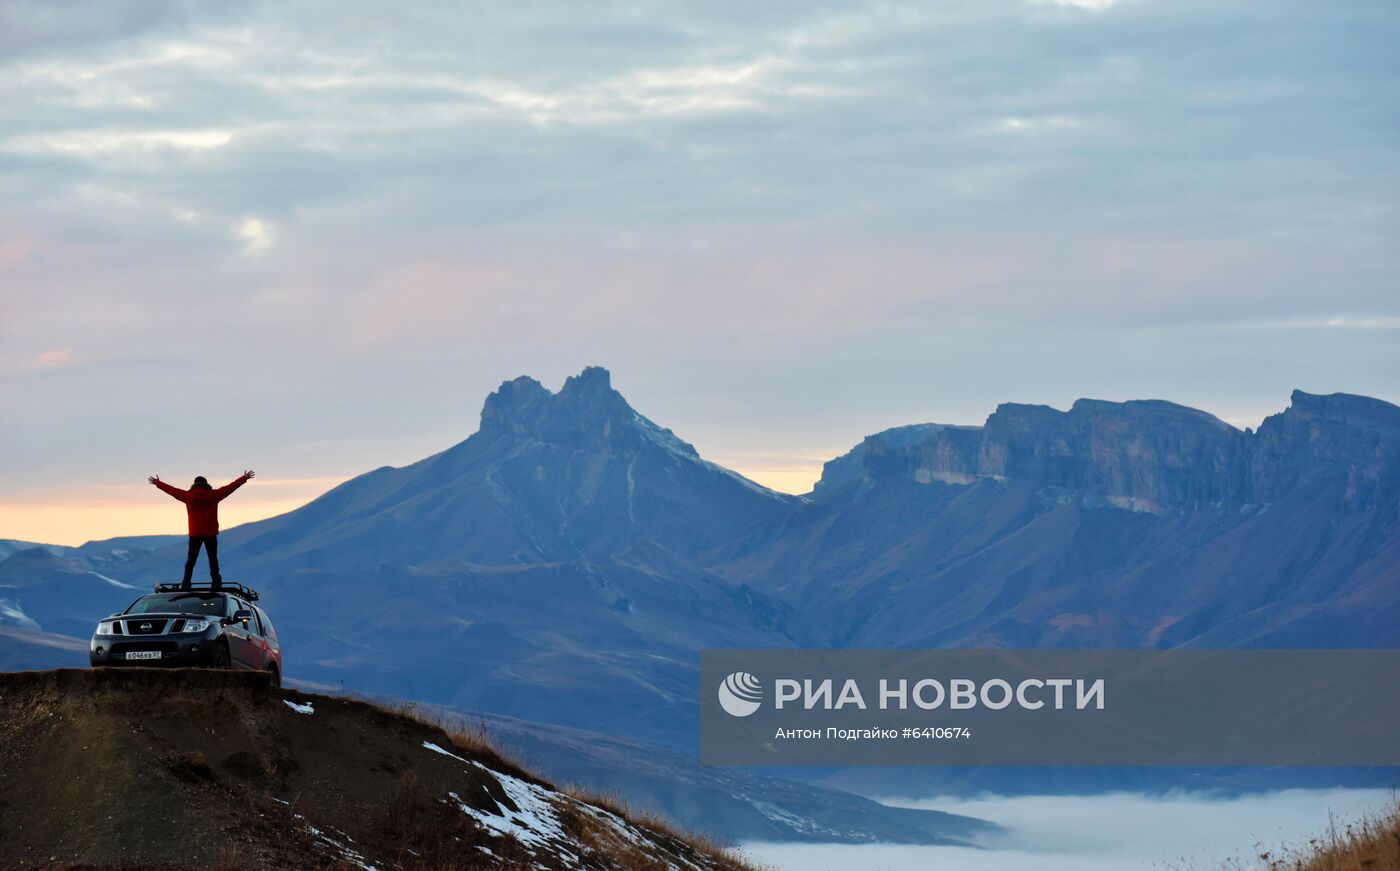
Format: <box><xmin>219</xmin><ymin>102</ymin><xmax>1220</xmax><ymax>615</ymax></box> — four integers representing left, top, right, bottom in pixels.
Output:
<box><xmin>182</xmin><ymin>536</ymin><xmax>221</xmax><ymax>587</ymax></box>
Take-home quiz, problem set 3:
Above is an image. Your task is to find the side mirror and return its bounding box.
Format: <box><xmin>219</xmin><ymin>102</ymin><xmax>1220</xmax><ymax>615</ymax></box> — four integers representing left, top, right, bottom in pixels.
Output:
<box><xmin>233</xmin><ymin>609</ymin><xmax>253</xmax><ymax>626</ymax></box>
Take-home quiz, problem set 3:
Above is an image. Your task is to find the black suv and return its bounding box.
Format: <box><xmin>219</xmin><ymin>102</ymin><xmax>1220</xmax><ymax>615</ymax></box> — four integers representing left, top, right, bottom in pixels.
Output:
<box><xmin>89</xmin><ymin>582</ymin><xmax>283</xmax><ymax>687</ymax></box>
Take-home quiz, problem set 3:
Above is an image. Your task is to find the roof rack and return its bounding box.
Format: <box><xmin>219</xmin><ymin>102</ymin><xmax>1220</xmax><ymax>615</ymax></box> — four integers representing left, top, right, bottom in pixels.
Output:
<box><xmin>153</xmin><ymin>581</ymin><xmax>260</xmax><ymax>601</ymax></box>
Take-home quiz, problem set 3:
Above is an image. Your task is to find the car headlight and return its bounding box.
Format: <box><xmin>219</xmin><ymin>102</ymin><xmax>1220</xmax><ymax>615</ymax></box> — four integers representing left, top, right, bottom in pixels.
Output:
<box><xmin>95</xmin><ymin>621</ymin><xmax>116</xmax><ymax>636</ymax></box>
<box><xmin>179</xmin><ymin>618</ymin><xmax>212</xmax><ymax>633</ymax></box>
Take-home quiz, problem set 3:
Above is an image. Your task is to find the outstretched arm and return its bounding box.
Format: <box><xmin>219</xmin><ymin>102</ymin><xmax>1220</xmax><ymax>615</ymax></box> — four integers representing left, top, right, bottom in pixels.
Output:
<box><xmin>214</xmin><ymin>470</ymin><xmax>254</xmax><ymax>501</ymax></box>
<box><xmin>149</xmin><ymin>475</ymin><xmax>189</xmax><ymax>503</ymax></box>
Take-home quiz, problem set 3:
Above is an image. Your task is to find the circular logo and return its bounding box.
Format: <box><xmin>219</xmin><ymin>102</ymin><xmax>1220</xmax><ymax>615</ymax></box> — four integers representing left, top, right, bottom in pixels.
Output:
<box><xmin>140</xmin><ymin>622</ymin><xmax>152</xmax><ymax>632</ymax></box>
<box><xmin>718</xmin><ymin>671</ymin><xmax>763</xmax><ymax>717</ymax></box>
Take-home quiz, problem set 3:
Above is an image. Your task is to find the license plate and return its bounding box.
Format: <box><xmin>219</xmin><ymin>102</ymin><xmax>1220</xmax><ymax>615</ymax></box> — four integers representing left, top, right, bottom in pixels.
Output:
<box><xmin>125</xmin><ymin>651</ymin><xmax>162</xmax><ymax>660</ymax></box>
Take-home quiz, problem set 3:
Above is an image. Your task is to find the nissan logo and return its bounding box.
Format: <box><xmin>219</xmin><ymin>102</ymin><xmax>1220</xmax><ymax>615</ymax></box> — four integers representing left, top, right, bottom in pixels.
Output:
<box><xmin>140</xmin><ymin>622</ymin><xmax>152</xmax><ymax>632</ymax></box>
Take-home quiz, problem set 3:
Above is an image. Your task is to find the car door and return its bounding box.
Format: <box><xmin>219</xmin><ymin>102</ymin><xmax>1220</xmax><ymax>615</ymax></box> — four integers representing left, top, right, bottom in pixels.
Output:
<box><xmin>242</xmin><ymin>607</ymin><xmax>270</xmax><ymax>670</ymax></box>
<box><xmin>253</xmin><ymin>605</ymin><xmax>279</xmax><ymax>659</ymax></box>
<box><xmin>225</xmin><ymin>596</ymin><xmax>257</xmax><ymax>668</ymax></box>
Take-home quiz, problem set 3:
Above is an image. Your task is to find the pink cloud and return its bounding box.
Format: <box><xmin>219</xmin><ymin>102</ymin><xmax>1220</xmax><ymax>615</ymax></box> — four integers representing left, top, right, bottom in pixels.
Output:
<box><xmin>31</xmin><ymin>347</ymin><xmax>77</xmax><ymax>368</ymax></box>
<box><xmin>294</xmin><ymin>235</ymin><xmax>1032</xmax><ymax>353</ymax></box>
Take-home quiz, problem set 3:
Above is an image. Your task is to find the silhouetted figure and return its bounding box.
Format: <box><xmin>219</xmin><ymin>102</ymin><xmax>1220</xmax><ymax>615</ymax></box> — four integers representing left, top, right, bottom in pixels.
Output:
<box><xmin>149</xmin><ymin>471</ymin><xmax>255</xmax><ymax>589</ymax></box>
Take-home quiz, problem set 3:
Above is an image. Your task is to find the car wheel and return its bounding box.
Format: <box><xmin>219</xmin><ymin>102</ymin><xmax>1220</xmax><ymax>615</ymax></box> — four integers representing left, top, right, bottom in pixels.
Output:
<box><xmin>210</xmin><ymin>643</ymin><xmax>231</xmax><ymax>670</ymax></box>
<box><xmin>266</xmin><ymin>664</ymin><xmax>281</xmax><ymax>688</ymax></box>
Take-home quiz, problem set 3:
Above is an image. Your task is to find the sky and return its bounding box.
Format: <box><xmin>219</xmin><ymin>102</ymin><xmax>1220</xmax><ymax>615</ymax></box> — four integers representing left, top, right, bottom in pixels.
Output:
<box><xmin>2</xmin><ymin>0</ymin><xmax>1398</xmax><ymax>544</ymax></box>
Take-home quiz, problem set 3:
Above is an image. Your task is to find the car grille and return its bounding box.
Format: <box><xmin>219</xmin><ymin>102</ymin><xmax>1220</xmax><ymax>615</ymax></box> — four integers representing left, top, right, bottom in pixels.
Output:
<box><xmin>123</xmin><ymin>619</ymin><xmax>169</xmax><ymax>635</ymax></box>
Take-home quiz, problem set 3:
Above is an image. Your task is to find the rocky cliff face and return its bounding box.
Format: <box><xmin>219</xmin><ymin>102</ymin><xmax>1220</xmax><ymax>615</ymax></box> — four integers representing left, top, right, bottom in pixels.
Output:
<box><xmin>815</xmin><ymin>390</ymin><xmax>1399</xmax><ymax>516</ymax></box>
<box><xmin>479</xmin><ymin>366</ymin><xmax>701</xmax><ymax>459</ymax></box>
<box><xmin>814</xmin><ymin>424</ymin><xmax>983</xmax><ymax>496</ymax></box>
<box><xmin>1251</xmin><ymin>390</ymin><xmax>1400</xmax><ymax>510</ymax></box>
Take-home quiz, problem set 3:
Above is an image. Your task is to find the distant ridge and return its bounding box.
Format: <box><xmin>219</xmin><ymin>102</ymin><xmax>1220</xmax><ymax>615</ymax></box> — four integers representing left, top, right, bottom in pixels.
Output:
<box><xmin>814</xmin><ymin>389</ymin><xmax>1400</xmax><ymax>513</ymax></box>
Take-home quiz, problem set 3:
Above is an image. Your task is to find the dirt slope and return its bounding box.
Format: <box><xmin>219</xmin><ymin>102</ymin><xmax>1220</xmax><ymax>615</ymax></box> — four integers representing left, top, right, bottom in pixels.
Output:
<box><xmin>0</xmin><ymin>669</ymin><xmax>756</xmax><ymax>871</ymax></box>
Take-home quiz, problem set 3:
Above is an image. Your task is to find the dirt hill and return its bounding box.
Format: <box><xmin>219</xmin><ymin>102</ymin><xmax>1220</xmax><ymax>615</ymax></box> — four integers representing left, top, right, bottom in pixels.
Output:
<box><xmin>0</xmin><ymin>669</ymin><xmax>758</xmax><ymax>871</ymax></box>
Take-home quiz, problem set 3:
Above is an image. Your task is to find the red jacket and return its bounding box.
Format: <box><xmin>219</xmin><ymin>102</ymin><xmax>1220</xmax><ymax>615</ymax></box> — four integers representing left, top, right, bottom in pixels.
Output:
<box><xmin>156</xmin><ymin>475</ymin><xmax>248</xmax><ymax>537</ymax></box>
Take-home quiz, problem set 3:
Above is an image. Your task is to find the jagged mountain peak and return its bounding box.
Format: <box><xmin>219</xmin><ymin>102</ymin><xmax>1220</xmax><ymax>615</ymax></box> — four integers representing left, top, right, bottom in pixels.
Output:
<box><xmin>560</xmin><ymin>364</ymin><xmax>614</xmax><ymax>396</ymax></box>
<box><xmin>478</xmin><ymin>366</ymin><xmax>699</xmax><ymax>458</ymax></box>
<box><xmin>479</xmin><ymin>375</ymin><xmax>552</xmax><ymax>432</ymax></box>
<box><xmin>214</xmin><ymin>367</ymin><xmax>785</xmax><ymax>571</ymax></box>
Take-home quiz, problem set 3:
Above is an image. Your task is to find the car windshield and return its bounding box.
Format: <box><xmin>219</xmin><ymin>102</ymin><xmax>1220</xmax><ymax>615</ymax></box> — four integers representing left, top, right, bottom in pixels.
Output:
<box><xmin>124</xmin><ymin>593</ymin><xmax>226</xmax><ymax>615</ymax></box>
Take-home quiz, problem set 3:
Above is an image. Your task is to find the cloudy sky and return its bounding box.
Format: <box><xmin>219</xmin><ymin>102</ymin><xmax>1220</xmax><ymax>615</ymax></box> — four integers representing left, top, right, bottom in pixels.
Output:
<box><xmin>2</xmin><ymin>0</ymin><xmax>1397</xmax><ymax>543</ymax></box>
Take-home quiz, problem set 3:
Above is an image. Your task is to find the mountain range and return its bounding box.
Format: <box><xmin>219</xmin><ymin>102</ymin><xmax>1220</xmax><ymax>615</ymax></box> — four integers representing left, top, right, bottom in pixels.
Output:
<box><xmin>2</xmin><ymin>367</ymin><xmax>1396</xmax><ymax>839</ymax></box>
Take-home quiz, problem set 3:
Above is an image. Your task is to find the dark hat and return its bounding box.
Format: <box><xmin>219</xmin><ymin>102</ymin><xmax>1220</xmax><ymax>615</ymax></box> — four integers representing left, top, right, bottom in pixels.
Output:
<box><xmin>192</xmin><ymin>476</ymin><xmax>211</xmax><ymax>489</ymax></box>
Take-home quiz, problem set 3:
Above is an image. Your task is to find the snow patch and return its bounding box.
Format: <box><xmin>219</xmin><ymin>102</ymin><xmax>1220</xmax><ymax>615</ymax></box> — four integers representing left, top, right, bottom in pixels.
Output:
<box><xmin>0</xmin><ymin>598</ymin><xmax>40</xmax><ymax>630</ymax></box>
<box><xmin>283</xmin><ymin>700</ymin><xmax>315</xmax><ymax>715</ymax></box>
<box><xmin>422</xmin><ymin>740</ymin><xmax>469</xmax><ymax>763</ymax></box>
<box><xmin>449</xmin><ymin>763</ymin><xmax>567</xmax><ymax>850</ymax></box>
<box><xmin>429</xmin><ymin>739</ymin><xmax>703</xmax><ymax>870</ymax></box>
<box><xmin>630</xmin><ymin>410</ymin><xmax>793</xmax><ymax>501</ymax></box>
<box><xmin>569</xmin><ymin>801</ymin><xmax>709</xmax><ymax>871</ymax></box>
<box><xmin>632</xmin><ymin>411</ymin><xmax>700</xmax><ymax>459</ymax></box>
<box><xmin>304</xmin><ymin>821</ymin><xmax>377</xmax><ymax>870</ymax></box>
<box><xmin>88</xmin><ymin>571</ymin><xmax>138</xmax><ymax>590</ymax></box>
<box><xmin>738</xmin><ymin>791</ymin><xmax>844</xmax><ymax>839</ymax></box>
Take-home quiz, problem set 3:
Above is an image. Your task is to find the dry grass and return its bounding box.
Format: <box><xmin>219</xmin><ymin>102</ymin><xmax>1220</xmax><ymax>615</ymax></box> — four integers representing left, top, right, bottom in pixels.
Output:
<box><xmin>356</xmin><ymin>769</ymin><xmax>532</xmax><ymax>870</ymax></box>
<box><xmin>209</xmin><ymin>844</ymin><xmax>242</xmax><ymax>871</ymax></box>
<box><xmin>345</xmin><ymin>692</ymin><xmax>763</xmax><ymax>871</ymax></box>
<box><xmin>1215</xmin><ymin>798</ymin><xmax>1400</xmax><ymax>871</ymax></box>
<box><xmin>560</xmin><ymin>785</ymin><xmax>768</xmax><ymax>871</ymax></box>
<box><xmin>338</xmin><ymin>692</ymin><xmax>537</xmax><ymax>783</ymax></box>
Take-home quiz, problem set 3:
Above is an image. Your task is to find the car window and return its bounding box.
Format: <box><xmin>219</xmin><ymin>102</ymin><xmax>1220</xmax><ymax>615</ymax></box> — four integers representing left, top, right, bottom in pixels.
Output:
<box><xmin>254</xmin><ymin>606</ymin><xmax>277</xmax><ymax>643</ymax></box>
<box><xmin>246</xmin><ymin>606</ymin><xmax>263</xmax><ymax>636</ymax></box>
<box><xmin>125</xmin><ymin>593</ymin><xmax>226</xmax><ymax>616</ymax></box>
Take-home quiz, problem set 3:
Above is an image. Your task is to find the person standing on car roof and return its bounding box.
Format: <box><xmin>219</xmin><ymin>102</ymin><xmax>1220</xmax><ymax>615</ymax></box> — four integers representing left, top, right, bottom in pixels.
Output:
<box><xmin>148</xmin><ymin>470</ymin><xmax>255</xmax><ymax>589</ymax></box>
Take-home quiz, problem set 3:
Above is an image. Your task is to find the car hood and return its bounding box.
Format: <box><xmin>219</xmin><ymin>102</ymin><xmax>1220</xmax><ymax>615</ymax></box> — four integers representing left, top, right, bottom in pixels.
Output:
<box><xmin>104</xmin><ymin>612</ymin><xmax>219</xmax><ymax>621</ymax></box>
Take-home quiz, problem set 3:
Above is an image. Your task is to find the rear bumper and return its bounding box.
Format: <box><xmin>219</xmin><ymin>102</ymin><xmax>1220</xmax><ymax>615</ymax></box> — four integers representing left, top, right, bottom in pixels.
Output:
<box><xmin>90</xmin><ymin>638</ymin><xmax>222</xmax><ymax>668</ymax></box>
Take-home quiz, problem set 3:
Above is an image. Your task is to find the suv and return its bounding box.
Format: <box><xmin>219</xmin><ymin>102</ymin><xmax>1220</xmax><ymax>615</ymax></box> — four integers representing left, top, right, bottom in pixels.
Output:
<box><xmin>89</xmin><ymin>582</ymin><xmax>283</xmax><ymax>687</ymax></box>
